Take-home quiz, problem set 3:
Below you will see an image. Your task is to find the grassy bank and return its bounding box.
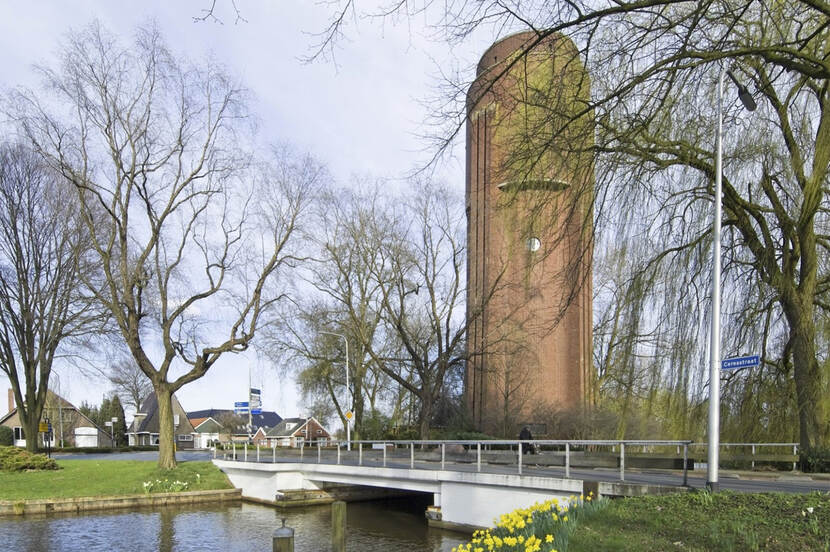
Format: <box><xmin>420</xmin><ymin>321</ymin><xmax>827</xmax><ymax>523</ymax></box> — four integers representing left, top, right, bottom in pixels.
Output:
<box><xmin>0</xmin><ymin>459</ymin><xmax>231</xmax><ymax>500</ymax></box>
<box><xmin>568</xmin><ymin>491</ymin><xmax>830</xmax><ymax>552</ymax></box>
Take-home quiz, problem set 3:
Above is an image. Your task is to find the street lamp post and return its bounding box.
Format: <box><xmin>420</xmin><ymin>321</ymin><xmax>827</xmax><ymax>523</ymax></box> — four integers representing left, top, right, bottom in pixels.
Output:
<box><xmin>708</xmin><ymin>65</ymin><xmax>756</xmax><ymax>492</ymax></box>
<box><xmin>321</xmin><ymin>331</ymin><xmax>350</xmax><ymax>451</ymax></box>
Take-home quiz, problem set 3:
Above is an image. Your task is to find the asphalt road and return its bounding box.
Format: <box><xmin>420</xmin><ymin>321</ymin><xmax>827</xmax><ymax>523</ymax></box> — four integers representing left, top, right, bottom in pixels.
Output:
<box><xmin>55</xmin><ymin>449</ymin><xmax>830</xmax><ymax>494</ymax></box>
<box><xmin>53</xmin><ymin>450</ymin><xmax>213</xmax><ymax>462</ymax></box>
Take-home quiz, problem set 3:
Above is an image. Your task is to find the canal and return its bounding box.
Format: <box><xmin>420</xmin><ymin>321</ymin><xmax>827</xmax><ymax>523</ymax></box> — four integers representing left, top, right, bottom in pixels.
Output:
<box><xmin>0</xmin><ymin>496</ymin><xmax>469</xmax><ymax>552</ymax></box>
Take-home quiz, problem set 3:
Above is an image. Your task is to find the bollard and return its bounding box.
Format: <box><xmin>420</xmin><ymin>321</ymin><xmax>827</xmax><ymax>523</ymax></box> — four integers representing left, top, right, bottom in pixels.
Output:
<box><xmin>332</xmin><ymin>500</ymin><xmax>346</xmax><ymax>552</ymax></box>
<box><xmin>620</xmin><ymin>442</ymin><xmax>625</xmax><ymax>481</ymax></box>
<box><xmin>273</xmin><ymin>518</ymin><xmax>294</xmax><ymax>552</ymax></box>
<box><xmin>565</xmin><ymin>442</ymin><xmax>570</xmax><ymax>478</ymax></box>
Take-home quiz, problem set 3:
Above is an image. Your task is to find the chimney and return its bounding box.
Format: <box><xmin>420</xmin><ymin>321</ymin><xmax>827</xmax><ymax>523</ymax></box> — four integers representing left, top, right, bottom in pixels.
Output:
<box><xmin>7</xmin><ymin>388</ymin><xmax>14</xmax><ymax>414</ymax></box>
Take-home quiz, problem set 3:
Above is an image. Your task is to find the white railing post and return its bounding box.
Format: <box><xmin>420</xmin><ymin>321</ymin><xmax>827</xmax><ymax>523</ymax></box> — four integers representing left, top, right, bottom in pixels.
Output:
<box><xmin>233</xmin><ymin>443</ymin><xmax>237</xmax><ymax>461</ymax></box>
<box><xmin>793</xmin><ymin>444</ymin><xmax>798</xmax><ymax>471</ymax></box>
<box><xmin>410</xmin><ymin>442</ymin><xmax>415</xmax><ymax>469</ymax></box>
<box><xmin>751</xmin><ymin>444</ymin><xmax>756</xmax><ymax>469</ymax></box>
<box><xmin>518</xmin><ymin>440</ymin><xmax>523</xmax><ymax>475</ymax></box>
<box><xmin>620</xmin><ymin>442</ymin><xmax>625</xmax><ymax>481</ymax></box>
<box><xmin>477</xmin><ymin>442</ymin><xmax>481</xmax><ymax>473</ymax></box>
<box><xmin>244</xmin><ymin>443</ymin><xmax>248</xmax><ymax>462</ymax></box>
<box><xmin>300</xmin><ymin>442</ymin><xmax>304</xmax><ymax>462</ymax></box>
<box><xmin>273</xmin><ymin>445</ymin><xmax>276</xmax><ymax>463</ymax></box>
<box><xmin>337</xmin><ymin>442</ymin><xmax>341</xmax><ymax>465</ymax></box>
<box><xmin>383</xmin><ymin>444</ymin><xmax>387</xmax><ymax>467</ymax></box>
<box><xmin>565</xmin><ymin>442</ymin><xmax>570</xmax><ymax>478</ymax></box>
<box><xmin>359</xmin><ymin>442</ymin><xmax>363</xmax><ymax>466</ymax></box>
<box><xmin>318</xmin><ymin>441</ymin><xmax>321</xmax><ymax>463</ymax></box>
<box><xmin>441</xmin><ymin>443</ymin><xmax>445</xmax><ymax>470</ymax></box>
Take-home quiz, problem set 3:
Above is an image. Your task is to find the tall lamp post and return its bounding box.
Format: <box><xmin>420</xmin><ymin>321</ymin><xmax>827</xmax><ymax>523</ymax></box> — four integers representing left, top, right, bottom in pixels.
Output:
<box><xmin>708</xmin><ymin>65</ymin><xmax>756</xmax><ymax>492</ymax></box>
<box><xmin>321</xmin><ymin>331</ymin><xmax>351</xmax><ymax>451</ymax></box>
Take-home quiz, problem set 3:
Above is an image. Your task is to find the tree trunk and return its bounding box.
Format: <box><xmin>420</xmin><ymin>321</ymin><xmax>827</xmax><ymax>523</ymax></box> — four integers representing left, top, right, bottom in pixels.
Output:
<box><xmin>783</xmin><ymin>296</ymin><xmax>828</xmax><ymax>450</ymax></box>
<box><xmin>154</xmin><ymin>384</ymin><xmax>177</xmax><ymax>469</ymax></box>
<box><xmin>22</xmin><ymin>413</ymin><xmax>40</xmax><ymax>453</ymax></box>
<box><xmin>418</xmin><ymin>395</ymin><xmax>432</xmax><ymax>440</ymax></box>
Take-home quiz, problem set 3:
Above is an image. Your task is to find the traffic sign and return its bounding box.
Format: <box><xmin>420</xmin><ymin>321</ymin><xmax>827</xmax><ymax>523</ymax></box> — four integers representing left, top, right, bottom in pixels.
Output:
<box><xmin>345</xmin><ymin>411</ymin><xmax>353</xmax><ymax>420</ymax></box>
<box><xmin>722</xmin><ymin>355</ymin><xmax>760</xmax><ymax>371</ymax></box>
<box><xmin>38</xmin><ymin>422</ymin><xmax>48</xmax><ymax>432</ymax></box>
<box><xmin>250</xmin><ymin>409</ymin><xmax>262</xmax><ymax>415</ymax></box>
<box><xmin>234</xmin><ymin>401</ymin><xmax>249</xmax><ymax>407</ymax></box>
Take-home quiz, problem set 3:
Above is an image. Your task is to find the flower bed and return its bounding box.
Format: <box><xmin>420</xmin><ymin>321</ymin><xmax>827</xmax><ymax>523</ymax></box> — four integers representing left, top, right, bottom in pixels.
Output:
<box><xmin>453</xmin><ymin>492</ymin><xmax>605</xmax><ymax>552</ymax></box>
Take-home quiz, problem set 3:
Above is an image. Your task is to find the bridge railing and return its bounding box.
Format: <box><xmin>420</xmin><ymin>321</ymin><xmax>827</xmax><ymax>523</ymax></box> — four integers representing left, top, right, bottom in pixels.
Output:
<box><xmin>219</xmin><ymin>438</ymin><xmax>699</xmax><ymax>483</ymax></box>
<box><xmin>689</xmin><ymin>442</ymin><xmax>799</xmax><ymax>471</ymax></box>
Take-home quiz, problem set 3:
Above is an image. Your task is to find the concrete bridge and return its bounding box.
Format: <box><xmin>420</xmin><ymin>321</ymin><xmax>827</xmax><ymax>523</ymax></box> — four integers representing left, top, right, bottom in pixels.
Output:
<box><xmin>213</xmin><ymin>439</ymin><xmax>691</xmax><ymax>529</ymax></box>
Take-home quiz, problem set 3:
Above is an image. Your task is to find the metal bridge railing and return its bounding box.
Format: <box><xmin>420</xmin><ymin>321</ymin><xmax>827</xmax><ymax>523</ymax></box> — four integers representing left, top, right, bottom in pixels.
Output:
<box><xmin>218</xmin><ymin>439</ymin><xmax>705</xmax><ymax>484</ymax></box>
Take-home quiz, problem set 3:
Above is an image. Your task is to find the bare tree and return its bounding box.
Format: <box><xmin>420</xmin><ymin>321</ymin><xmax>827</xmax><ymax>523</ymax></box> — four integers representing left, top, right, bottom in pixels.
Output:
<box><xmin>13</xmin><ymin>22</ymin><xmax>320</xmax><ymax>468</ymax></box>
<box><xmin>107</xmin><ymin>356</ymin><xmax>153</xmax><ymax>414</ymax></box>
<box><xmin>366</xmin><ymin>179</ymin><xmax>473</xmax><ymax>438</ymax></box>
<box><xmin>271</xmin><ymin>185</ymin><xmax>400</xmax><ymax>439</ymax></box>
<box><xmin>0</xmin><ymin>143</ymin><xmax>103</xmax><ymax>452</ymax></box>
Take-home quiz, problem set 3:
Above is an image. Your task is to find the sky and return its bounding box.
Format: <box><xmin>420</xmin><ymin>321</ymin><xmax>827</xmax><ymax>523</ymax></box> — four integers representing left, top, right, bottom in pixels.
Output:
<box><xmin>0</xmin><ymin>1</ymin><xmax>494</xmax><ymax>422</ymax></box>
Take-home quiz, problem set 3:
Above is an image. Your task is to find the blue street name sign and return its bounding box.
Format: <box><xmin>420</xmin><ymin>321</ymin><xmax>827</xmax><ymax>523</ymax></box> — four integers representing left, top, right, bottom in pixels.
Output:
<box><xmin>250</xmin><ymin>409</ymin><xmax>262</xmax><ymax>415</ymax></box>
<box><xmin>721</xmin><ymin>355</ymin><xmax>760</xmax><ymax>371</ymax></box>
<box><xmin>234</xmin><ymin>401</ymin><xmax>249</xmax><ymax>407</ymax></box>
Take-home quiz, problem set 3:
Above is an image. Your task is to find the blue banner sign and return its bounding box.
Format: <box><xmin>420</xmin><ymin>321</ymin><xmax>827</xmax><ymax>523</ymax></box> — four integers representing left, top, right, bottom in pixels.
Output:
<box><xmin>721</xmin><ymin>355</ymin><xmax>760</xmax><ymax>371</ymax></box>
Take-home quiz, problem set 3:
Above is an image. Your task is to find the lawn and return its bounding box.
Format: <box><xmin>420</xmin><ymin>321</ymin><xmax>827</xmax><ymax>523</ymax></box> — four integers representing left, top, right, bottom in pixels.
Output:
<box><xmin>568</xmin><ymin>491</ymin><xmax>830</xmax><ymax>552</ymax></box>
<box><xmin>0</xmin><ymin>459</ymin><xmax>232</xmax><ymax>500</ymax></box>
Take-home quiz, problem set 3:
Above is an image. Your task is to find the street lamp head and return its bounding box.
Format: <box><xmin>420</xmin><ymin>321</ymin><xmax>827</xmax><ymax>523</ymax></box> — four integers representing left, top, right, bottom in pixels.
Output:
<box><xmin>726</xmin><ymin>69</ymin><xmax>757</xmax><ymax>111</ymax></box>
<box><xmin>737</xmin><ymin>87</ymin><xmax>757</xmax><ymax>111</ymax></box>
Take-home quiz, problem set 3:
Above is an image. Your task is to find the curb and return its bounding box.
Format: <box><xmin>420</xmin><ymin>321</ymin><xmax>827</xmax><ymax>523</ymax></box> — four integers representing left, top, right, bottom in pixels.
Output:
<box><xmin>0</xmin><ymin>488</ymin><xmax>241</xmax><ymax>517</ymax></box>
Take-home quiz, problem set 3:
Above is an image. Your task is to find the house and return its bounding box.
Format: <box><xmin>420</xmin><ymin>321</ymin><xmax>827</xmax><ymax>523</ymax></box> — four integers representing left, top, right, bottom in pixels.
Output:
<box><xmin>188</xmin><ymin>416</ymin><xmax>222</xmax><ymax>449</ymax></box>
<box><xmin>187</xmin><ymin>408</ymin><xmax>282</xmax><ymax>446</ymax></box>
<box><xmin>265</xmin><ymin>417</ymin><xmax>330</xmax><ymax>448</ymax></box>
<box><xmin>127</xmin><ymin>392</ymin><xmax>196</xmax><ymax>449</ymax></box>
<box><xmin>1</xmin><ymin>388</ymin><xmax>113</xmax><ymax>448</ymax></box>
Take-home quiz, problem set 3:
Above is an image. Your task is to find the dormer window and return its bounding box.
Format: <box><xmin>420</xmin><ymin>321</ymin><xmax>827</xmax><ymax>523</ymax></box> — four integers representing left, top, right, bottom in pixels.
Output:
<box><xmin>285</xmin><ymin>423</ymin><xmax>295</xmax><ymax>431</ymax></box>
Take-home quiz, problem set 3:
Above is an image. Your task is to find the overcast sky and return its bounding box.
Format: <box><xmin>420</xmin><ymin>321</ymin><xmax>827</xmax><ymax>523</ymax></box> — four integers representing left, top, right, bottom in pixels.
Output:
<box><xmin>0</xmin><ymin>1</ymin><xmax>495</xmax><ymax>423</ymax></box>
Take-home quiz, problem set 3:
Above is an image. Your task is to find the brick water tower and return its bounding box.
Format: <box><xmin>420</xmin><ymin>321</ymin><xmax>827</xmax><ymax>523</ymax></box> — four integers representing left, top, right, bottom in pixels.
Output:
<box><xmin>465</xmin><ymin>31</ymin><xmax>593</xmax><ymax>436</ymax></box>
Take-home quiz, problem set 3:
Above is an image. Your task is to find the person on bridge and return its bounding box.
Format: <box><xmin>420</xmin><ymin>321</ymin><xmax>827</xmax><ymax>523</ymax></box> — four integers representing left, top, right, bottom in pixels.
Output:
<box><xmin>519</xmin><ymin>426</ymin><xmax>535</xmax><ymax>454</ymax></box>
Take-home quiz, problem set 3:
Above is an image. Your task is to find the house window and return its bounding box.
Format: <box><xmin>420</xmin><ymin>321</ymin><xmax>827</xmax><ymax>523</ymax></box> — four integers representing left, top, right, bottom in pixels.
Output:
<box><xmin>14</xmin><ymin>427</ymin><xmax>24</xmax><ymax>440</ymax></box>
<box><xmin>177</xmin><ymin>434</ymin><xmax>193</xmax><ymax>441</ymax></box>
<box><xmin>317</xmin><ymin>429</ymin><xmax>322</xmax><ymax>435</ymax></box>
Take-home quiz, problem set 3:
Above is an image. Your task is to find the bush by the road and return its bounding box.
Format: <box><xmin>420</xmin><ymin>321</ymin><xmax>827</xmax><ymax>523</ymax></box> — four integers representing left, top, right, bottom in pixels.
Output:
<box><xmin>0</xmin><ymin>446</ymin><xmax>60</xmax><ymax>472</ymax></box>
<box><xmin>0</xmin><ymin>426</ymin><xmax>12</xmax><ymax>446</ymax></box>
<box><xmin>801</xmin><ymin>446</ymin><xmax>830</xmax><ymax>473</ymax></box>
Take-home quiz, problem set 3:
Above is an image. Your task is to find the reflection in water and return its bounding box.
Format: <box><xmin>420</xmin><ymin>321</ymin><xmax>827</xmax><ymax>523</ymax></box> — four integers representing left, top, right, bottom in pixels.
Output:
<box><xmin>0</xmin><ymin>496</ymin><xmax>467</xmax><ymax>552</ymax></box>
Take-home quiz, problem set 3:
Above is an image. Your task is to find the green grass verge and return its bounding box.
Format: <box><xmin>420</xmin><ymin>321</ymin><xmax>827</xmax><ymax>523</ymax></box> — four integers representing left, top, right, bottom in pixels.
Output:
<box><xmin>568</xmin><ymin>491</ymin><xmax>830</xmax><ymax>552</ymax></box>
<box><xmin>0</xmin><ymin>460</ymin><xmax>232</xmax><ymax>500</ymax></box>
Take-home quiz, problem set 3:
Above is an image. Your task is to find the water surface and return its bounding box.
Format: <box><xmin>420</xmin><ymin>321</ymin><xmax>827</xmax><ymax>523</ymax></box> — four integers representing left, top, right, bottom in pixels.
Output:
<box><xmin>0</xmin><ymin>496</ymin><xmax>468</xmax><ymax>552</ymax></box>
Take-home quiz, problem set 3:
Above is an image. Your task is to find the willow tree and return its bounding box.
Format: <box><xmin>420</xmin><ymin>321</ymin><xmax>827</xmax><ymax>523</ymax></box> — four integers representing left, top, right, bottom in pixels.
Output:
<box><xmin>13</xmin><ymin>22</ymin><xmax>319</xmax><ymax>468</ymax></box>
